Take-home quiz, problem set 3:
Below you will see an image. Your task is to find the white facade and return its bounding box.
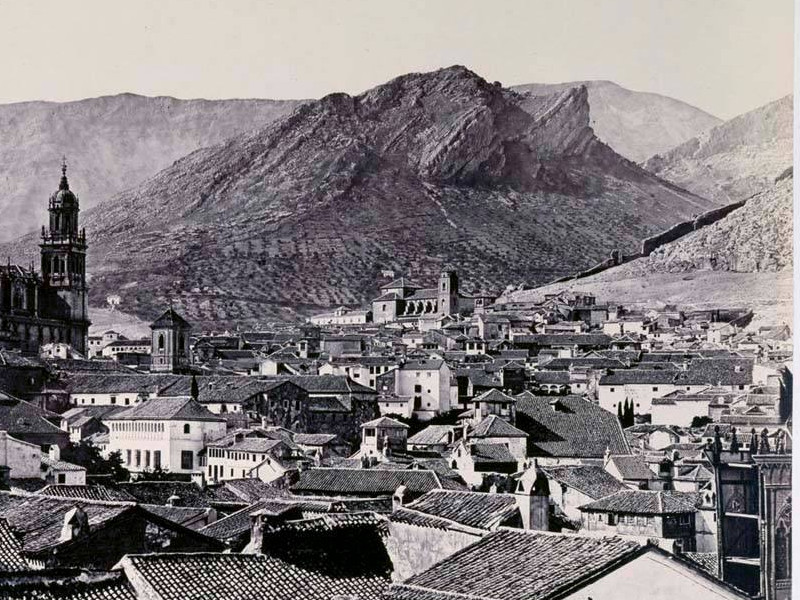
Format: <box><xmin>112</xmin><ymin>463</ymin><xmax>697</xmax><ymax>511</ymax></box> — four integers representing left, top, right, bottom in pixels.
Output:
<box><xmin>309</xmin><ymin>307</ymin><xmax>371</xmax><ymax>326</ymax></box>
<box><xmin>106</xmin><ymin>417</ymin><xmax>226</xmax><ymax>474</ymax></box>
<box><xmin>393</xmin><ymin>362</ymin><xmax>452</xmax><ymax>420</ymax></box>
<box><xmin>0</xmin><ymin>431</ymin><xmax>42</xmax><ymax>479</ymax></box>
<box><xmin>71</xmin><ymin>391</ymin><xmax>144</xmax><ymax>407</ymax></box>
<box><xmin>319</xmin><ymin>362</ymin><xmax>397</xmax><ymax>389</ymax></box>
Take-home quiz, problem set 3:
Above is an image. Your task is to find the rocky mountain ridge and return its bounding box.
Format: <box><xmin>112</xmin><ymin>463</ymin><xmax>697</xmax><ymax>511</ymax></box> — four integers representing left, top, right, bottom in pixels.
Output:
<box><xmin>643</xmin><ymin>94</ymin><xmax>792</xmax><ymax>203</ymax></box>
<box><xmin>513</xmin><ymin>80</ymin><xmax>721</xmax><ymax>162</ymax></box>
<box><xmin>0</xmin><ymin>93</ymin><xmax>302</xmax><ymax>241</ymax></box>
<box><xmin>3</xmin><ymin>66</ymin><xmax>715</xmax><ymax>329</ymax></box>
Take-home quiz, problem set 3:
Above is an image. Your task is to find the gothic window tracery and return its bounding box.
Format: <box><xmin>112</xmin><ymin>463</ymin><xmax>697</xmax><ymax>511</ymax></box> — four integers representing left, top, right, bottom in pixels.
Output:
<box><xmin>775</xmin><ymin>497</ymin><xmax>791</xmax><ymax>580</ymax></box>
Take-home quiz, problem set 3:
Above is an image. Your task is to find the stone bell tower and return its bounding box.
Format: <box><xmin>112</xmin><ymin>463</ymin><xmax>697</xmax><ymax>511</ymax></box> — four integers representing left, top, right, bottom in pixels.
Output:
<box><xmin>437</xmin><ymin>270</ymin><xmax>459</xmax><ymax>317</ymax></box>
<box><xmin>40</xmin><ymin>158</ymin><xmax>90</xmax><ymax>354</ymax></box>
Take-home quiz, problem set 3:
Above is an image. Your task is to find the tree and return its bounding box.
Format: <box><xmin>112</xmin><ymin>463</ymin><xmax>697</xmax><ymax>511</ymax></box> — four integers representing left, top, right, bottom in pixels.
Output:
<box><xmin>61</xmin><ymin>441</ymin><xmax>129</xmax><ymax>482</ymax></box>
<box><xmin>691</xmin><ymin>415</ymin><xmax>713</xmax><ymax>429</ymax></box>
<box><xmin>617</xmin><ymin>401</ymin><xmax>624</xmax><ymax>425</ymax></box>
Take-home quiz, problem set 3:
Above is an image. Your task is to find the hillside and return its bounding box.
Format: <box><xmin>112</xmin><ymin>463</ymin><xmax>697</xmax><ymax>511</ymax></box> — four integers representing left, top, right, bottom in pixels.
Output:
<box><xmin>643</xmin><ymin>95</ymin><xmax>792</xmax><ymax>203</ymax></box>
<box><xmin>513</xmin><ymin>80</ymin><xmax>721</xmax><ymax>162</ymax></box>
<box><xmin>0</xmin><ymin>94</ymin><xmax>301</xmax><ymax>241</ymax></box>
<box><xmin>501</xmin><ymin>172</ymin><xmax>793</xmax><ymax>327</ymax></box>
<box><xmin>3</xmin><ymin>66</ymin><xmax>715</xmax><ymax>329</ymax></box>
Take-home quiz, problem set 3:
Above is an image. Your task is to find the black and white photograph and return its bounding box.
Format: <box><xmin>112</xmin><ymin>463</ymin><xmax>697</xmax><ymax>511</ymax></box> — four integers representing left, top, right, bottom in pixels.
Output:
<box><xmin>0</xmin><ymin>1</ymin><xmax>794</xmax><ymax>598</ymax></box>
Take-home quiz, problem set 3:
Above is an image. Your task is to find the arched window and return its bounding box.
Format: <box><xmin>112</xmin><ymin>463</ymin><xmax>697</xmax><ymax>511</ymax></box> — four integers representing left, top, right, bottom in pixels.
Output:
<box><xmin>183</xmin><ymin>424</ymin><xmax>190</xmax><ymax>435</ymax></box>
<box><xmin>775</xmin><ymin>501</ymin><xmax>791</xmax><ymax>580</ymax></box>
<box><xmin>158</xmin><ymin>334</ymin><xmax>165</xmax><ymax>351</ymax></box>
<box><xmin>178</xmin><ymin>333</ymin><xmax>185</xmax><ymax>352</ymax></box>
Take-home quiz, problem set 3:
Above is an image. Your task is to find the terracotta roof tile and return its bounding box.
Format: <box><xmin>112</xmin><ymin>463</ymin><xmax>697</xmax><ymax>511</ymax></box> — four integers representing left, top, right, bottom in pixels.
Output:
<box><xmin>394</xmin><ymin>490</ymin><xmax>519</xmax><ymax>530</ymax></box>
<box><xmin>579</xmin><ymin>490</ymin><xmax>698</xmax><ymax>515</ymax></box>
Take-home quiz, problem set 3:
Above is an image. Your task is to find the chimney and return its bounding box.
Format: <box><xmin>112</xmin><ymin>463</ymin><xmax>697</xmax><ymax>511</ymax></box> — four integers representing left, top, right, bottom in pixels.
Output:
<box><xmin>60</xmin><ymin>505</ymin><xmax>90</xmax><ymax>542</ymax></box>
<box><xmin>49</xmin><ymin>444</ymin><xmax>61</xmax><ymax>462</ymax></box>
<box><xmin>392</xmin><ymin>485</ymin><xmax>407</xmax><ymax>512</ymax></box>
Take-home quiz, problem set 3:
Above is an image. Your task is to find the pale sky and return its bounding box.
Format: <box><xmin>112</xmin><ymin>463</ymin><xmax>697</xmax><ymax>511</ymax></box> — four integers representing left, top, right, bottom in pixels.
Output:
<box><xmin>0</xmin><ymin>0</ymin><xmax>794</xmax><ymax>119</ymax></box>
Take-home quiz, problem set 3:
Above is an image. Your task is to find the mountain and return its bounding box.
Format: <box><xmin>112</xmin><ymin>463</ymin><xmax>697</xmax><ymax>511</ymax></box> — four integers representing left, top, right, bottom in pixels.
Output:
<box><xmin>0</xmin><ymin>94</ymin><xmax>302</xmax><ymax>242</ymax></box>
<box><xmin>3</xmin><ymin>66</ymin><xmax>715</xmax><ymax>329</ymax></box>
<box><xmin>512</xmin><ymin>80</ymin><xmax>721</xmax><ymax>162</ymax></box>
<box><xmin>501</xmin><ymin>170</ymin><xmax>793</xmax><ymax>327</ymax></box>
<box><xmin>643</xmin><ymin>95</ymin><xmax>793</xmax><ymax>203</ymax></box>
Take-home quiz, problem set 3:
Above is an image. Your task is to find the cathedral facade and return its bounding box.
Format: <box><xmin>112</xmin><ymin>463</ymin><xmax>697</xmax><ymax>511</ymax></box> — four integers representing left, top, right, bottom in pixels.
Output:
<box><xmin>0</xmin><ymin>162</ymin><xmax>90</xmax><ymax>355</ymax></box>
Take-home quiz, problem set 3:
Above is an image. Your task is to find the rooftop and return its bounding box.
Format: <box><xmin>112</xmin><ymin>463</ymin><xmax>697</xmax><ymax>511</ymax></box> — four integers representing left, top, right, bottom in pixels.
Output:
<box><xmin>579</xmin><ymin>490</ymin><xmax>698</xmax><ymax>515</ymax></box>
<box><xmin>395</xmin><ymin>490</ymin><xmax>520</xmax><ymax>530</ymax></box>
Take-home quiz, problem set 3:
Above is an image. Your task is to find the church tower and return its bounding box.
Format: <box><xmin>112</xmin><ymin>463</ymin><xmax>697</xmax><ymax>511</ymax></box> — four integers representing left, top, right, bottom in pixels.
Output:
<box><xmin>150</xmin><ymin>307</ymin><xmax>193</xmax><ymax>373</ymax></box>
<box><xmin>40</xmin><ymin>159</ymin><xmax>89</xmax><ymax>354</ymax></box>
<box><xmin>437</xmin><ymin>270</ymin><xmax>459</xmax><ymax>317</ymax></box>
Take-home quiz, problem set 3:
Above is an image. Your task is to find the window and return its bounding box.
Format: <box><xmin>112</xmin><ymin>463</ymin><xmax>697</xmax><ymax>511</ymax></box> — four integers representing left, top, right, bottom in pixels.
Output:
<box><xmin>610</xmin><ymin>387</ymin><xmax>615</xmax><ymax>393</ymax></box>
<box><xmin>652</xmin><ymin>387</ymin><xmax>659</xmax><ymax>392</ymax></box>
<box><xmin>126</xmin><ymin>450</ymin><xmax>132</xmax><ymax>465</ymax></box>
<box><xmin>158</xmin><ymin>334</ymin><xmax>165</xmax><ymax>350</ymax></box>
<box><xmin>57</xmin><ymin>473</ymin><xmax>66</xmax><ymax>484</ymax></box>
<box><xmin>679</xmin><ymin>514</ymin><xmax>691</xmax><ymax>525</ymax></box>
<box><xmin>145</xmin><ymin>450</ymin><xmax>151</xmax><ymax>467</ymax></box>
<box><xmin>414</xmin><ymin>384</ymin><xmax>422</xmax><ymax>393</ymax></box>
<box><xmin>135</xmin><ymin>450</ymin><xmax>141</xmax><ymax>467</ymax></box>
<box><xmin>184</xmin><ymin>424</ymin><xmax>191</xmax><ymax>434</ymax></box>
<box><xmin>364</xmin><ymin>428</ymin><xmax>376</xmax><ymax>437</ymax></box>
<box><xmin>125</xmin><ymin>398</ymin><xmax>130</xmax><ymax>405</ymax></box>
<box><xmin>181</xmin><ymin>451</ymin><xmax>194</xmax><ymax>470</ymax></box>
<box><xmin>738</xmin><ymin>385</ymin><xmax>745</xmax><ymax>390</ymax></box>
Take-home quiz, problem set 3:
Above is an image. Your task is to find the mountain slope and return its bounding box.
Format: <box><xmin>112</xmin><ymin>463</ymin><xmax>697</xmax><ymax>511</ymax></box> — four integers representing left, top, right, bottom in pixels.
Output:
<box><xmin>0</xmin><ymin>94</ymin><xmax>302</xmax><ymax>241</ymax></box>
<box><xmin>513</xmin><ymin>80</ymin><xmax>721</xmax><ymax>162</ymax></box>
<box><xmin>501</xmin><ymin>171</ymin><xmax>793</xmax><ymax>326</ymax></box>
<box><xmin>643</xmin><ymin>95</ymin><xmax>792</xmax><ymax>203</ymax></box>
<box><xmin>4</xmin><ymin>66</ymin><xmax>715</xmax><ymax>329</ymax></box>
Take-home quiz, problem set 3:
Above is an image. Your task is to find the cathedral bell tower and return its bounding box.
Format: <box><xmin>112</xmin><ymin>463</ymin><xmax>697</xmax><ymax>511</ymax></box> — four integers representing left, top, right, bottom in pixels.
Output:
<box><xmin>40</xmin><ymin>158</ymin><xmax>89</xmax><ymax>353</ymax></box>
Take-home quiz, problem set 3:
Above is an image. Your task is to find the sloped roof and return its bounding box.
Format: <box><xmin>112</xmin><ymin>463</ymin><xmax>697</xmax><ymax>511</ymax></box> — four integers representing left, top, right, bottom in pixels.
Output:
<box><xmin>396</xmin><ymin>490</ymin><xmax>520</xmax><ymax>530</ymax></box>
<box><xmin>541</xmin><ymin>465</ymin><xmax>627</xmax><ymax>500</ymax></box>
<box><xmin>471</xmin><ymin>415</ymin><xmax>527</xmax><ymax>439</ymax></box>
<box><xmin>387</xmin><ymin>529</ymin><xmax>643</xmax><ymax>600</ymax></box>
<box><xmin>106</xmin><ymin>397</ymin><xmax>224</xmax><ymax>422</ymax></box>
<box><xmin>513</xmin><ymin>334</ymin><xmax>612</xmax><ymax>347</ymax></box>
<box><xmin>199</xmin><ymin>499</ymin><xmax>302</xmax><ymax>542</ymax></box>
<box><xmin>407</xmin><ymin>425</ymin><xmax>456</xmax><ymax>446</ymax></box>
<box><xmin>118</xmin><ymin>553</ymin><xmax>389</xmax><ymax>600</ymax></box>
<box><xmin>37</xmin><ymin>485</ymin><xmax>136</xmax><ymax>502</ymax></box>
<box><xmin>472</xmin><ymin>388</ymin><xmax>517</xmax><ymax>405</ymax></box>
<box><xmin>607</xmin><ymin>454</ymin><xmax>657</xmax><ymax>481</ymax></box>
<box><xmin>361</xmin><ymin>416</ymin><xmax>409</xmax><ymax>429</ymax></box>
<box><xmin>150</xmin><ymin>307</ymin><xmax>191</xmax><ymax>330</ymax></box>
<box><xmin>287</xmin><ymin>375</ymin><xmax>376</xmax><ymax>395</ymax></box>
<box><xmin>0</xmin><ymin>518</ymin><xmax>27</xmax><ymax>571</ymax></box>
<box><xmin>381</xmin><ymin>278</ymin><xmax>419</xmax><ymax>290</ymax></box>
<box><xmin>469</xmin><ymin>443</ymin><xmax>517</xmax><ymax>464</ymax></box>
<box><xmin>579</xmin><ymin>490</ymin><xmax>698</xmax><ymax>515</ymax></box>
<box><xmin>515</xmin><ymin>393</ymin><xmax>629</xmax><ymax>458</ymax></box>
<box><xmin>0</xmin><ymin>395</ymin><xmax>66</xmax><ymax>438</ymax></box>
<box><xmin>291</xmin><ymin>468</ymin><xmax>444</xmax><ymax>496</ymax></box>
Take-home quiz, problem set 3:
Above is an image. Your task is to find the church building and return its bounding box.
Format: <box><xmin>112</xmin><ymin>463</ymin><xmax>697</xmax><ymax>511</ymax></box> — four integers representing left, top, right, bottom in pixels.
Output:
<box><xmin>0</xmin><ymin>161</ymin><xmax>90</xmax><ymax>355</ymax></box>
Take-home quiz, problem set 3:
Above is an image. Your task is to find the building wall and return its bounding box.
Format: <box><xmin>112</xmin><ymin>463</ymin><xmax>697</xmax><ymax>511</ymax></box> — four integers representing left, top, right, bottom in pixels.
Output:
<box><xmin>651</xmin><ymin>400</ymin><xmax>711</xmax><ymax>427</ymax></box>
<box><xmin>395</xmin><ymin>364</ymin><xmax>451</xmax><ymax>420</ymax></box>
<box><xmin>107</xmin><ymin>418</ymin><xmax>226</xmax><ymax>473</ymax></box>
<box><xmin>71</xmin><ymin>392</ymin><xmax>142</xmax><ymax>407</ymax></box>
<box><xmin>0</xmin><ymin>431</ymin><xmax>42</xmax><ymax>478</ymax></box>
<box><xmin>386</xmin><ymin>521</ymin><xmax>481</xmax><ymax>582</ymax></box>
<box><xmin>561</xmin><ymin>551</ymin><xmax>747</xmax><ymax>600</ymax></box>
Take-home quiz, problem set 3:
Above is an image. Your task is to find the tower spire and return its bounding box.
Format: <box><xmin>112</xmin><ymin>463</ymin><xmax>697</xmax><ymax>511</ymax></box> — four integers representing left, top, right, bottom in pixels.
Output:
<box><xmin>59</xmin><ymin>156</ymin><xmax>69</xmax><ymax>191</ymax></box>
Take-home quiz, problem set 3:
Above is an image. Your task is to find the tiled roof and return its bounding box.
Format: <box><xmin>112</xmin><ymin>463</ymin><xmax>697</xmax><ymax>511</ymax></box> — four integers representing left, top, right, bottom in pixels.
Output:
<box><xmin>579</xmin><ymin>490</ymin><xmax>698</xmax><ymax>515</ymax></box>
<box><xmin>106</xmin><ymin>397</ymin><xmax>224</xmax><ymax>422</ymax></box>
<box><xmin>0</xmin><ymin>396</ymin><xmax>66</xmax><ymax>438</ymax></box>
<box><xmin>287</xmin><ymin>375</ymin><xmax>376</xmax><ymax>395</ymax></box>
<box><xmin>400</xmin><ymin>359</ymin><xmax>445</xmax><ymax>371</ymax></box>
<box><xmin>118</xmin><ymin>552</ymin><xmax>389</xmax><ymax>600</ymax></box>
<box><xmin>607</xmin><ymin>455</ymin><xmax>657</xmax><ymax>481</ymax></box>
<box><xmin>199</xmin><ymin>499</ymin><xmax>300</xmax><ymax>542</ymax></box>
<box><xmin>539</xmin><ymin>357</ymin><xmax>625</xmax><ymax>370</ymax></box>
<box><xmin>263</xmin><ymin>512</ymin><xmax>389</xmax><ymax>535</ymax></box>
<box><xmin>469</xmin><ymin>443</ymin><xmax>517</xmax><ymax>465</ymax></box>
<box><xmin>513</xmin><ymin>334</ymin><xmax>612</xmax><ymax>347</ymax></box>
<box><xmin>682</xmin><ymin>552</ymin><xmax>720</xmax><ymax>578</ymax></box>
<box><xmin>470</xmin><ymin>415</ymin><xmax>527</xmax><ymax>439</ymax></box>
<box><xmin>208</xmin><ymin>437</ymin><xmax>282</xmax><ymax>453</ymax></box>
<box><xmin>541</xmin><ymin>465</ymin><xmax>627</xmax><ymax>500</ymax></box>
<box><xmin>387</xmin><ymin>529</ymin><xmax>643</xmax><ymax>600</ymax></box>
<box><xmin>41</xmin><ymin>456</ymin><xmax>87</xmax><ymax>472</ymax></box>
<box><xmin>472</xmin><ymin>388</ymin><xmax>517</xmax><ymax>405</ymax></box>
<box><xmin>293</xmin><ymin>433</ymin><xmax>338</xmax><ymax>446</ymax></box>
<box><xmin>515</xmin><ymin>393</ymin><xmax>629</xmax><ymax>458</ymax></box>
<box><xmin>118</xmin><ymin>481</ymin><xmax>216</xmax><ymax>507</ymax></box>
<box><xmin>407</xmin><ymin>425</ymin><xmax>456</xmax><ymax>446</ymax></box>
<box><xmin>599</xmin><ymin>369</ymin><xmax>681</xmax><ymax>385</ymax></box>
<box><xmin>397</xmin><ymin>490</ymin><xmax>520</xmax><ymax>530</ymax></box>
<box><xmin>37</xmin><ymin>485</ymin><xmax>137</xmax><ymax>502</ymax></box>
<box><xmin>0</xmin><ymin>492</ymin><xmax>133</xmax><ymax>554</ymax></box>
<box><xmin>0</xmin><ymin>517</ymin><xmax>27</xmax><ymax>571</ymax></box>
<box><xmin>0</xmin><ymin>571</ymin><xmax>136</xmax><ymax>599</ymax></box>
<box><xmin>291</xmin><ymin>468</ymin><xmax>443</xmax><ymax>496</ymax></box>
<box><xmin>141</xmin><ymin>504</ymin><xmax>212</xmax><ymax>527</ymax></box>
<box><xmin>361</xmin><ymin>416</ymin><xmax>409</xmax><ymax>429</ymax></box>
<box><xmin>381</xmin><ymin>278</ymin><xmax>419</xmax><ymax>290</ymax></box>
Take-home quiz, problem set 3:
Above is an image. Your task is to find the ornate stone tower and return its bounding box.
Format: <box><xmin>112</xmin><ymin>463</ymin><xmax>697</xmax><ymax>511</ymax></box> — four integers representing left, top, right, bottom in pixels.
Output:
<box><xmin>150</xmin><ymin>307</ymin><xmax>192</xmax><ymax>373</ymax></box>
<box><xmin>437</xmin><ymin>270</ymin><xmax>459</xmax><ymax>317</ymax></box>
<box><xmin>40</xmin><ymin>159</ymin><xmax>89</xmax><ymax>354</ymax></box>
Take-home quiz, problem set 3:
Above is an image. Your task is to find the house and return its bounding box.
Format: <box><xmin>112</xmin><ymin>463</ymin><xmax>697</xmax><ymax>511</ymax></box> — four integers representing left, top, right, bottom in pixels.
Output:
<box><xmin>407</xmin><ymin>425</ymin><xmax>459</xmax><ymax>453</ymax></box>
<box><xmin>355</xmin><ymin>416</ymin><xmax>409</xmax><ymax>462</ymax></box>
<box><xmin>318</xmin><ymin>355</ymin><xmax>398</xmax><ymax>389</ymax></box>
<box><xmin>468</xmin><ymin>389</ymin><xmax>518</xmax><ymax>425</ymax></box>
<box><xmin>0</xmin><ymin>430</ymin><xmax>42</xmax><ymax>479</ymax></box>
<box><xmin>540</xmin><ymin>464</ymin><xmax>627</xmax><ymax>522</ymax></box>
<box><xmin>449</xmin><ymin>439</ymin><xmax>519</xmax><ymax>487</ymax></box>
<box><xmin>105</xmin><ymin>397</ymin><xmax>226</xmax><ymax>474</ymax></box>
<box><xmin>0</xmin><ymin>391</ymin><xmax>68</xmax><ymax>451</ymax></box>
<box><xmin>603</xmin><ymin>453</ymin><xmax>662</xmax><ymax>490</ymax></box>
<box><xmin>468</xmin><ymin>415</ymin><xmax>527</xmax><ymax>468</ymax></box>
<box><xmin>651</xmin><ymin>387</ymin><xmax>737</xmax><ymax>427</ymax></box>
<box><xmin>101</xmin><ymin>338</ymin><xmax>151</xmax><ymax>359</ymax></box>
<box><xmin>308</xmin><ymin>305</ymin><xmax>372</xmax><ymax>325</ymax></box>
<box><xmin>206</xmin><ymin>430</ymin><xmax>301</xmax><ymax>484</ymax></box>
<box><xmin>41</xmin><ymin>455</ymin><xmax>86</xmax><ymax>485</ymax></box>
<box><xmin>579</xmin><ymin>489</ymin><xmax>699</xmax><ymax>553</ymax></box>
<box><xmin>386</xmin><ymin>528</ymin><xmax>749</xmax><ymax>600</ymax></box>
<box><xmin>378</xmin><ymin>359</ymin><xmax>451</xmax><ymax>421</ymax></box>
<box><xmin>514</xmin><ymin>392</ymin><xmax>629</xmax><ymax>465</ymax></box>
<box><xmin>387</xmin><ymin>489</ymin><xmax>523</xmax><ymax>580</ymax></box>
